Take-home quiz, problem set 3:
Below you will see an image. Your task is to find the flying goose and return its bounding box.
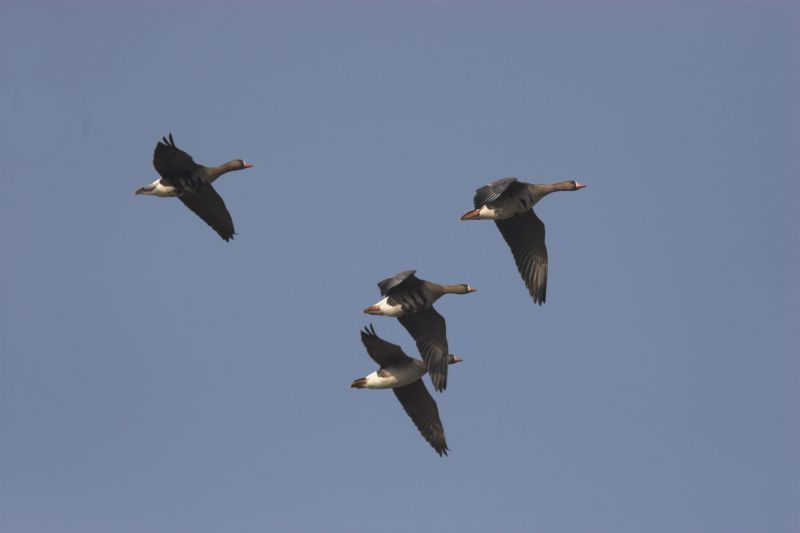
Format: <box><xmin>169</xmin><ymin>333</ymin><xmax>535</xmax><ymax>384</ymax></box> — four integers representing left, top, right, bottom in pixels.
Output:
<box><xmin>363</xmin><ymin>270</ymin><xmax>475</xmax><ymax>393</ymax></box>
<box><xmin>135</xmin><ymin>134</ymin><xmax>253</xmax><ymax>241</ymax></box>
<box><xmin>351</xmin><ymin>325</ymin><xmax>462</xmax><ymax>456</ymax></box>
<box><xmin>460</xmin><ymin>178</ymin><xmax>585</xmax><ymax>304</ymax></box>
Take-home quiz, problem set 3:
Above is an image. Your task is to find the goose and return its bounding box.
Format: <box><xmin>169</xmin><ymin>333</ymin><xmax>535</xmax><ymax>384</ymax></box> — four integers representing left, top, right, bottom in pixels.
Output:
<box><xmin>351</xmin><ymin>325</ymin><xmax>462</xmax><ymax>456</ymax></box>
<box><xmin>460</xmin><ymin>178</ymin><xmax>585</xmax><ymax>304</ymax></box>
<box><xmin>135</xmin><ymin>134</ymin><xmax>253</xmax><ymax>241</ymax></box>
<box><xmin>363</xmin><ymin>270</ymin><xmax>475</xmax><ymax>393</ymax></box>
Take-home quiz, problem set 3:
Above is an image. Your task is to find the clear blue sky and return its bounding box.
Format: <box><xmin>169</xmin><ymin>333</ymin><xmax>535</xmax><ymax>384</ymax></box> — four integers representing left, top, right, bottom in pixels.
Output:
<box><xmin>1</xmin><ymin>3</ymin><xmax>798</xmax><ymax>532</ymax></box>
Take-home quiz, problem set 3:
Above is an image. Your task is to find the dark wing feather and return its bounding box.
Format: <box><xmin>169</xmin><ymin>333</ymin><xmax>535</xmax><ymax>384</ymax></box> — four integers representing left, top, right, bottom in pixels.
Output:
<box><xmin>377</xmin><ymin>270</ymin><xmax>421</xmax><ymax>296</ymax></box>
<box><xmin>398</xmin><ymin>307</ymin><xmax>449</xmax><ymax>392</ymax></box>
<box><xmin>495</xmin><ymin>210</ymin><xmax>548</xmax><ymax>304</ymax></box>
<box><xmin>360</xmin><ymin>325</ymin><xmax>411</xmax><ymax>368</ymax></box>
<box><xmin>179</xmin><ymin>185</ymin><xmax>236</xmax><ymax>241</ymax></box>
<box><xmin>393</xmin><ymin>380</ymin><xmax>449</xmax><ymax>456</ymax></box>
<box><xmin>473</xmin><ymin>177</ymin><xmax>522</xmax><ymax>208</ymax></box>
<box><xmin>153</xmin><ymin>133</ymin><xmax>198</xmax><ymax>182</ymax></box>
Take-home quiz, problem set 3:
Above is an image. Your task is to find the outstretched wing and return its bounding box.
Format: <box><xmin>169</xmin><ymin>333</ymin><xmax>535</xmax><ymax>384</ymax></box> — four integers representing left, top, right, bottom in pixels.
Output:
<box><xmin>153</xmin><ymin>133</ymin><xmax>199</xmax><ymax>186</ymax></box>
<box><xmin>473</xmin><ymin>177</ymin><xmax>523</xmax><ymax>208</ymax></box>
<box><xmin>398</xmin><ymin>306</ymin><xmax>449</xmax><ymax>392</ymax></box>
<box><xmin>377</xmin><ymin>270</ymin><xmax>421</xmax><ymax>296</ymax></box>
<box><xmin>360</xmin><ymin>325</ymin><xmax>411</xmax><ymax>368</ymax></box>
<box><xmin>393</xmin><ymin>380</ymin><xmax>449</xmax><ymax>456</ymax></box>
<box><xmin>179</xmin><ymin>185</ymin><xmax>236</xmax><ymax>241</ymax></box>
<box><xmin>495</xmin><ymin>210</ymin><xmax>548</xmax><ymax>304</ymax></box>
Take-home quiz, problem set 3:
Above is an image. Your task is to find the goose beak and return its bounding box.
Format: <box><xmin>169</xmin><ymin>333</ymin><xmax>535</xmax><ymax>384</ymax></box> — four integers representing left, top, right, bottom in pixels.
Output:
<box><xmin>575</xmin><ymin>182</ymin><xmax>586</xmax><ymax>189</ymax></box>
<box><xmin>363</xmin><ymin>305</ymin><xmax>382</xmax><ymax>315</ymax></box>
<box><xmin>467</xmin><ymin>286</ymin><xmax>477</xmax><ymax>293</ymax></box>
<box><xmin>452</xmin><ymin>356</ymin><xmax>463</xmax><ymax>364</ymax></box>
<box><xmin>460</xmin><ymin>208</ymin><xmax>481</xmax><ymax>221</ymax></box>
<box><xmin>243</xmin><ymin>162</ymin><xmax>253</xmax><ymax>169</ymax></box>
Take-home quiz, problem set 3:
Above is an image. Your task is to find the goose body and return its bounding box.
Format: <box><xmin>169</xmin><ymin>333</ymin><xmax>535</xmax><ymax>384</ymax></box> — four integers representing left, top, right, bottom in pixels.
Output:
<box><xmin>137</xmin><ymin>179</ymin><xmax>178</xmax><ymax>197</ymax></box>
<box><xmin>135</xmin><ymin>134</ymin><xmax>253</xmax><ymax>241</ymax></box>
<box><xmin>365</xmin><ymin>296</ymin><xmax>404</xmax><ymax>318</ymax></box>
<box><xmin>466</xmin><ymin>178</ymin><xmax>552</xmax><ymax>220</ymax></box>
<box><xmin>363</xmin><ymin>270</ymin><xmax>475</xmax><ymax>318</ymax></box>
<box><xmin>351</xmin><ymin>325</ymin><xmax>462</xmax><ymax>456</ymax></box>
<box><xmin>461</xmin><ymin>178</ymin><xmax>585</xmax><ymax>304</ymax></box>
<box><xmin>355</xmin><ymin>360</ymin><xmax>427</xmax><ymax>389</ymax></box>
<box><xmin>362</xmin><ymin>270</ymin><xmax>475</xmax><ymax>393</ymax></box>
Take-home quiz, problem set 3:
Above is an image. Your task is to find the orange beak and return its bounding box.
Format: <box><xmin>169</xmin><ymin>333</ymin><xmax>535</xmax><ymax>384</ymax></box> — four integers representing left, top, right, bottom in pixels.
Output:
<box><xmin>363</xmin><ymin>305</ymin><xmax>383</xmax><ymax>315</ymax></box>
<box><xmin>460</xmin><ymin>209</ymin><xmax>481</xmax><ymax>221</ymax></box>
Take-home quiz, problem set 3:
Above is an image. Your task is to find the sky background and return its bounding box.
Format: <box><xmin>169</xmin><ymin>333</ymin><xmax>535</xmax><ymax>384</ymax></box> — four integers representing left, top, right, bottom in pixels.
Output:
<box><xmin>1</xmin><ymin>3</ymin><xmax>798</xmax><ymax>533</ymax></box>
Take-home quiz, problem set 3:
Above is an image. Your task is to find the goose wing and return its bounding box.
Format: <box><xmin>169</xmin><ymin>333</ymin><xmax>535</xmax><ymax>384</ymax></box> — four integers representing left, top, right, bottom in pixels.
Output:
<box><xmin>360</xmin><ymin>325</ymin><xmax>411</xmax><ymax>368</ymax></box>
<box><xmin>153</xmin><ymin>133</ymin><xmax>202</xmax><ymax>190</ymax></box>
<box><xmin>495</xmin><ymin>210</ymin><xmax>548</xmax><ymax>304</ymax></box>
<box><xmin>398</xmin><ymin>306</ymin><xmax>449</xmax><ymax>392</ymax></box>
<box><xmin>179</xmin><ymin>185</ymin><xmax>236</xmax><ymax>241</ymax></box>
<box><xmin>473</xmin><ymin>177</ymin><xmax>524</xmax><ymax>208</ymax></box>
<box><xmin>393</xmin><ymin>379</ymin><xmax>448</xmax><ymax>456</ymax></box>
<box><xmin>153</xmin><ymin>133</ymin><xmax>197</xmax><ymax>177</ymax></box>
<box><xmin>377</xmin><ymin>270</ymin><xmax>422</xmax><ymax>296</ymax></box>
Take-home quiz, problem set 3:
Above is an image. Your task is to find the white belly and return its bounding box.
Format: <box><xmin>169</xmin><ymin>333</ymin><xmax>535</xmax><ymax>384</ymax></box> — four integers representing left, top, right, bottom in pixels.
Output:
<box><xmin>369</xmin><ymin>296</ymin><xmax>404</xmax><ymax>317</ymax></box>
<box><xmin>153</xmin><ymin>181</ymin><xmax>178</xmax><ymax>197</ymax></box>
<box><xmin>363</xmin><ymin>364</ymin><xmax>425</xmax><ymax>389</ymax></box>
<box><xmin>476</xmin><ymin>205</ymin><xmax>502</xmax><ymax>220</ymax></box>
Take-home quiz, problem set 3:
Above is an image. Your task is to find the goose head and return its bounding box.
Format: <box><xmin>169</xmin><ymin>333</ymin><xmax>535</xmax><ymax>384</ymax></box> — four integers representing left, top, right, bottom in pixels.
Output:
<box><xmin>443</xmin><ymin>284</ymin><xmax>477</xmax><ymax>295</ymax></box>
<box><xmin>228</xmin><ymin>159</ymin><xmax>253</xmax><ymax>171</ymax></box>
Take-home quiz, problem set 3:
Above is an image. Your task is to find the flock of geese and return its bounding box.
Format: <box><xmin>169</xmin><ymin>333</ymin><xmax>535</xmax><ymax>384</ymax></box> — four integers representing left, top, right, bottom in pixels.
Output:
<box><xmin>136</xmin><ymin>134</ymin><xmax>586</xmax><ymax>457</ymax></box>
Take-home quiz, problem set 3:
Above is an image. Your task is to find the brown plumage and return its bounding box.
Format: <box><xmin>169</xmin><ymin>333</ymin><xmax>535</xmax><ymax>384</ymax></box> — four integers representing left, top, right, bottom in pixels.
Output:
<box><xmin>363</xmin><ymin>270</ymin><xmax>475</xmax><ymax>392</ymax></box>
<box><xmin>351</xmin><ymin>325</ymin><xmax>462</xmax><ymax>456</ymax></box>
<box><xmin>461</xmin><ymin>178</ymin><xmax>585</xmax><ymax>304</ymax></box>
<box><xmin>136</xmin><ymin>133</ymin><xmax>253</xmax><ymax>241</ymax></box>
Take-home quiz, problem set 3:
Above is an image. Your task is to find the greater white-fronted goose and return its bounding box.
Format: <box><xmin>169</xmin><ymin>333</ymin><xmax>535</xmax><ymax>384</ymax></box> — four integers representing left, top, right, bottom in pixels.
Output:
<box><xmin>460</xmin><ymin>178</ymin><xmax>585</xmax><ymax>304</ymax></box>
<box><xmin>135</xmin><ymin>134</ymin><xmax>253</xmax><ymax>241</ymax></box>
<box><xmin>363</xmin><ymin>270</ymin><xmax>475</xmax><ymax>393</ymax></box>
<box><xmin>351</xmin><ymin>325</ymin><xmax>462</xmax><ymax>457</ymax></box>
